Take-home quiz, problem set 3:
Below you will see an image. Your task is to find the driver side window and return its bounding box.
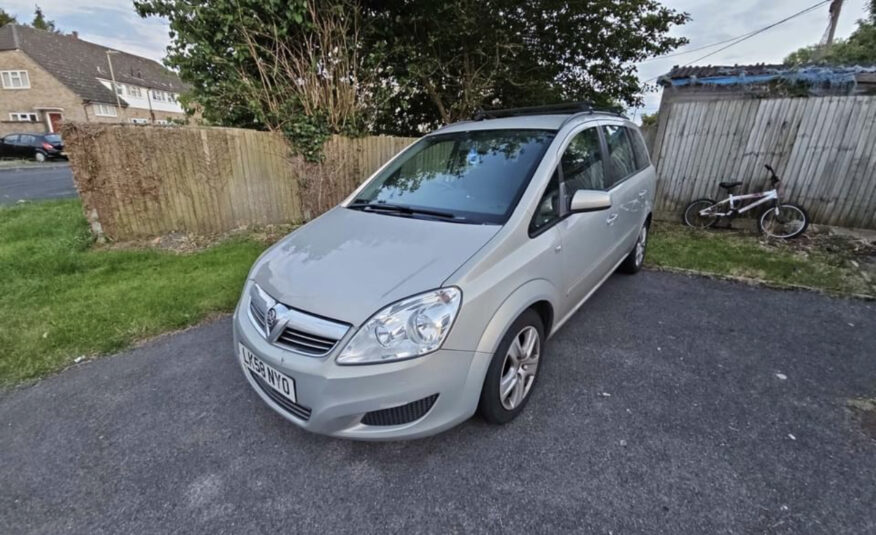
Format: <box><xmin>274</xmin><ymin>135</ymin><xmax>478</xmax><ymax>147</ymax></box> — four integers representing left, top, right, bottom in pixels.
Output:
<box><xmin>562</xmin><ymin>128</ymin><xmax>606</xmax><ymax>193</ymax></box>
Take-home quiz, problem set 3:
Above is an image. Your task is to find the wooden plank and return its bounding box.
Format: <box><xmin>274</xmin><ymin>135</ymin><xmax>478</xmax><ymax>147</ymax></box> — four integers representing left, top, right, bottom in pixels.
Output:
<box><xmin>837</xmin><ymin>97</ymin><xmax>876</xmax><ymax>226</ymax></box>
<box><xmin>666</xmin><ymin>101</ymin><xmax>702</xmax><ymax>212</ymax></box>
<box><xmin>783</xmin><ymin>96</ymin><xmax>824</xmax><ymax>202</ymax></box>
<box><xmin>655</xmin><ymin>101</ymin><xmax>689</xmax><ymax>210</ymax></box>
<box><xmin>686</xmin><ymin>99</ymin><xmax>718</xmax><ymax>205</ymax></box>
<box><xmin>809</xmin><ymin>97</ymin><xmax>856</xmax><ymax>222</ymax></box>
<box><xmin>819</xmin><ymin>96</ymin><xmax>868</xmax><ymax>225</ymax></box>
<box><xmin>796</xmin><ymin>97</ymin><xmax>841</xmax><ymax>209</ymax></box>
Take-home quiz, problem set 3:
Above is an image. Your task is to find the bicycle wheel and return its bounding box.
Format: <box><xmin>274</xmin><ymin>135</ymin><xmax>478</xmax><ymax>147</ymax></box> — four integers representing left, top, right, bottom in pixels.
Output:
<box><xmin>683</xmin><ymin>199</ymin><xmax>719</xmax><ymax>229</ymax></box>
<box><xmin>759</xmin><ymin>203</ymin><xmax>809</xmax><ymax>239</ymax></box>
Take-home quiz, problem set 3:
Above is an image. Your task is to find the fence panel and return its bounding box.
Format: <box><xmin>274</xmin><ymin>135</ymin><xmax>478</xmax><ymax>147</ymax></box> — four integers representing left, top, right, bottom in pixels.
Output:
<box><xmin>63</xmin><ymin>123</ymin><xmax>416</xmax><ymax>239</ymax></box>
<box><xmin>652</xmin><ymin>95</ymin><xmax>876</xmax><ymax>229</ymax></box>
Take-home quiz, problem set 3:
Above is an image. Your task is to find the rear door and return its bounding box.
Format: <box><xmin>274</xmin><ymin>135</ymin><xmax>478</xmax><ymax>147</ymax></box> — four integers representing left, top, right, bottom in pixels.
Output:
<box><xmin>16</xmin><ymin>135</ymin><xmax>36</xmax><ymax>158</ymax></box>
<box><xmin>601</xmin><ymin>124</ymin><xmax>648</xmax><ymax>254</ymax></box>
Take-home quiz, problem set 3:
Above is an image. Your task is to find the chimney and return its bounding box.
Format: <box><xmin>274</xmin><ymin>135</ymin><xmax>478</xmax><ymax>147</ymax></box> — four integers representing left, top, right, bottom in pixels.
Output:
<box><xmin>71</xmin><ymin>31</ymin><xmax>78</xmax><ymax>39</ymax></box>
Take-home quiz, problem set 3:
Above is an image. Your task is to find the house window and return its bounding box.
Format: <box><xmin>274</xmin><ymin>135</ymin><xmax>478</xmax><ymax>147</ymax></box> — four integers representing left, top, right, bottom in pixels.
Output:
<box><xmin>130</xmin><ymin>118</ymin><xmax>149</xmax><ymax>124</ymax></box>
<box><xmin>1</xmin><ymin>70</ymin><xmax>30</xmax><ymax>89</ymax></box>
<box><xmin>94</xmin><ymin>103</ymin><xmax>118</xmax><ymax>117</ymax></box>
<box><xmin>9</xmin><ymin>112</ymin><xmax>39</xmax><ymax>122</ymax></box>
<box><xmin>128</xmin><ymin>85</ymin><xmax>142</xmax><ymax>98</ymax></box>
<box><xmin>114</xmin><ymin>83</ymin><xmax>124</xmax><ymax>96</ymax></box>
<box><xmin>151</xmin><ymin>89</ymin><xmax>164</xmax><ymax>101</ymax></box>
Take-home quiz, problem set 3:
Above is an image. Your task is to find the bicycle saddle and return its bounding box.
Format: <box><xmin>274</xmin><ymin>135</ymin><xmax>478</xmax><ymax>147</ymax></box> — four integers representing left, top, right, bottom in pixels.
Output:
<box><xmin>719</xmin><ymin>181</ymin><xmax>743</xmax><ymax>190</ymax></box>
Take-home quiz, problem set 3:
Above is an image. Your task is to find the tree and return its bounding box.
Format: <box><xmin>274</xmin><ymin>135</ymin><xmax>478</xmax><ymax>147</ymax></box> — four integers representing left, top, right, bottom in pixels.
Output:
<box><xmin>136</xmin><ymin>0</ymin><xmax>689</xmax><ymax>150</ymax></box>
<box><xmin>135</xmin><ymin>0</ymin><xmax>381</xmax><ymax>160</ymax></box>
<box><xmin>31</xmin><ymin>5</ymin><xmax>59</xmax><ymax>33</ymax></box>
<box><xmin>785</xmin><ymin>1</ymin><xmax>876</xmax><ymax>65</ymax></box>
<box><xmin>0</xmin><ymin>8</ymin><xmax>16</xmax><ymax>26</ymax></box>
<box><xmin>363</xmin><ymin>0</ymin><xmax>689</xmax><ymax>135</ymax></box>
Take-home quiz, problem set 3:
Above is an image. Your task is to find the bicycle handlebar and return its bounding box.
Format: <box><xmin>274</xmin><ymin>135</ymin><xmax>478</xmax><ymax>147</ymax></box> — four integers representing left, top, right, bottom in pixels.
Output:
<box><xmin>764</xmin><ymin>164</ymin><xmax>779</xmax><ymax>184</ymax></box>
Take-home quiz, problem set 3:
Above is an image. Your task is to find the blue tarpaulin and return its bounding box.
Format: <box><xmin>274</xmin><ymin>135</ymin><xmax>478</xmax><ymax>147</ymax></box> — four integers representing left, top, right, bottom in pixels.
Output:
<box><xmin>669</xmin><ymin>66</ymin><xmax>876</xmax><ymax>88</ymax></box>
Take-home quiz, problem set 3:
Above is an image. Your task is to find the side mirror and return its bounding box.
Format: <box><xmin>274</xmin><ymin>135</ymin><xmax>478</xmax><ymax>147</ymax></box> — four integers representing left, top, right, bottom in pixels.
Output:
<box><xmin>569</xmin><ymin>189</ymin><xmax>612</xmax><ymax>213</ymax></box>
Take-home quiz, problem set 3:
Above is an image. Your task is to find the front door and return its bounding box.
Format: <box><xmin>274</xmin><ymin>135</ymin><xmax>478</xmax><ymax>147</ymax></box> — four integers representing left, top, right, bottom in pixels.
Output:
<box><xmin>48</xmin><ymin>112</ymin><xmax>63</xmax><ymax>133</ymax></box>
<box><xmin>557</xmin><ymin>126</ymin><xmax>619</xmax><ymax>308</ymax></box>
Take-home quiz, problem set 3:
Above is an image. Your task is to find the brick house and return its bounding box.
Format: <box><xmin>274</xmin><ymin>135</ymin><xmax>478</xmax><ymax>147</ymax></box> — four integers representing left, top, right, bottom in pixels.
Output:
<box><xmin>0</xmin><ymin>24</ymin><xmax>189</xmax><ymax>136</ymax></box>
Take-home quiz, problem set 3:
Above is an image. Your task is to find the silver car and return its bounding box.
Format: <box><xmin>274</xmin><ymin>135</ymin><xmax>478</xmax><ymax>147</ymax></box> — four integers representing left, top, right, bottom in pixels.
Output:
<box><xmin>233</xmin><ymin>105</ymin><xmax>656</xmax><ymax>440</ymax></box>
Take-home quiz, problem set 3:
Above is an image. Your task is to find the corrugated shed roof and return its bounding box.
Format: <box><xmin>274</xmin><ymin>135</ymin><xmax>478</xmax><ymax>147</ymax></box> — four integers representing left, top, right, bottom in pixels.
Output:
<box><xmin>0</xmin><ymin>24</ymin><xmax>186</xmax><ymax>105</ymax></box>
<box><xmin>665</xmin><ymin>64</ymin><xmax>786</xmax><ymax>79</ymax></box>
<box><xmin>660</xmin><ymin>63</ymin><xmax>876</xmax><ymax>91</ymax></box>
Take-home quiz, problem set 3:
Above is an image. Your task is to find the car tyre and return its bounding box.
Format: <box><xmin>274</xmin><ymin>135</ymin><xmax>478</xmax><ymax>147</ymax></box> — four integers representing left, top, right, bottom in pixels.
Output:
<box><xmin>478</xmin><ymin>309</ymin><xmax>544</xmax><ymax>424</ymax></box>
<box><xmin>617</xmin><ymin>221</ymin><xmax>649</xmax><ymax>274</ymax></box>
<box><xmin>34</xmin><ymin>151</ymin><xmax>46</xmax><ymax>163</ymax></box>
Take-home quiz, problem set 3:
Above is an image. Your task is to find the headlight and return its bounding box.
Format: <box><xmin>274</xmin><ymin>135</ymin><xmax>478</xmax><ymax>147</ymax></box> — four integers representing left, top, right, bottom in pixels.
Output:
<box><xmin>337</xmin><ymin>287</ymin><xmax>462</xmax><ymax>365</ymax></box>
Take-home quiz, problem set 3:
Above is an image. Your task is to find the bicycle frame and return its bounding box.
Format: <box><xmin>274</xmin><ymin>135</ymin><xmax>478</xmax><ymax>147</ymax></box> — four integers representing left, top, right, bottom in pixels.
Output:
<box><xmin>700</xmin><ymin>189</ymin><xmax>778</xmax><ymax>217</ymax></box>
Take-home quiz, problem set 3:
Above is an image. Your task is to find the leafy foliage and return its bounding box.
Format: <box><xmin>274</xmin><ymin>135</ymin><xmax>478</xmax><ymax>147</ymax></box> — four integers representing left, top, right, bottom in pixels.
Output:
<box><xmin>785</xmin><ymin>2</ymin><xmax>876</xmax><ymax>65</ymax></box>
<box><xmin>0</xmin><ymin>8</ymin><xmax>16</xmax><ymax>26</ymax></box>
<box><xmin>0</xmin><ymin>6</ymin><xmax>64</xmax><ymax>33</ymax></box>
<box><xmin>31</xmin><ymin>5</ymin><xmax>60</xmax><ymax>33</ymax></box>
<box><xmin>364</xmin><ymin>0</ymin><xmax>689</xmax><ymax>135</ymax></box>
<box><xmin>136</xmin><ymin>0</ymin><xmax>689</xmax><ymax>153</ymax></box>
<box><xmin>135</xmin><ymin>0</ymin><xmax>376</xmax><ymax>160</ymax></box>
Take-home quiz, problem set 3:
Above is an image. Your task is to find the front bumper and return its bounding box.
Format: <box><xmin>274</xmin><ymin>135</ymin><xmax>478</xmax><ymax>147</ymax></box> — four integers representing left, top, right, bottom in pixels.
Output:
<box><xmin>232</xmin><ymin>298</ymin><xmax>487</xmax><ymax>440</ymax></box>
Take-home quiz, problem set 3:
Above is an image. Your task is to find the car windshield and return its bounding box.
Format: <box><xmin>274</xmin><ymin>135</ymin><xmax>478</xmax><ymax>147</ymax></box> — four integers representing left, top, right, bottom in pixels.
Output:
<box><xmin>351</xmin><ymin>129</ymin><xmax>556</xmax><ymax>224</ymax></box>
<box><xmin>44</xmin><ymin>134</ymin><xmax>62</xmax><ymax>143</ymax></box>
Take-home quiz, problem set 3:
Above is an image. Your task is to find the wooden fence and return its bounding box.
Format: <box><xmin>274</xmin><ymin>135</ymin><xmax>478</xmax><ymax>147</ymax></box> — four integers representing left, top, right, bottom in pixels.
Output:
<box><xmin>64</xmin><ymin>124</ymin><xmax>415</xmax><ymax>239</ymax></box>
<box><xmin>651</xmin><ymin>95</ymin><xmax>876</xmax><ymax>229</ymax></box>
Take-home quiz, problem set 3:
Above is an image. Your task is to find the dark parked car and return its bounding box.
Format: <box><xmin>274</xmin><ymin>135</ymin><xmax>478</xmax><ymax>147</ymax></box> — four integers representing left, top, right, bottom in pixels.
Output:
<box><xmin>0</xmin><ymin>133</ymin><xmax>66</xmax><ymax>162</ymax></box>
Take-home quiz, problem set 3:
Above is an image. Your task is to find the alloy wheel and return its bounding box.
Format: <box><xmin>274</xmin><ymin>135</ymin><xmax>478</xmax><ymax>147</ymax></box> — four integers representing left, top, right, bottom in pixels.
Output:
<box><xmin>499</xmin><ymin>326</ymin><xmax>540</xmax><ymax>410</ymax></box>
<box><xmin>635</xmin><ymin>225</ymin><xmax>648</xmax><ymax>267</ymax></box>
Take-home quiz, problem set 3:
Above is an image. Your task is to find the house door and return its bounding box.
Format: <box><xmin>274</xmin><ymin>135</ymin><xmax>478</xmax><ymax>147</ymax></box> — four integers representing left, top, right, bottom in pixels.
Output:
<box><xmin>48</xmin><ymin>112</ymin><xmax>63</xmax><ymax>133</ymax></box>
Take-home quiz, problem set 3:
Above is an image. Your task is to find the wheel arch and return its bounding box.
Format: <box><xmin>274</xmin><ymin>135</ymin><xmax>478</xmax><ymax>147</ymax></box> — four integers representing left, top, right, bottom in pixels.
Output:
<box><xmin>473</xmin><ymin>279</ymin><xmax>560</xmax><ymax>356</ymax></box>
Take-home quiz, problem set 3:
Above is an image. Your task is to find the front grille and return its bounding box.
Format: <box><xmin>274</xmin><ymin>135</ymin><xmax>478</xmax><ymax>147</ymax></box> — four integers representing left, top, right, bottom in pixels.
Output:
<box><xmin>249</xmin><ymin>370</ymin><xmax>312</xmax><ymax>421</ymax></box>
<box><xmin>362</xmin><ymin>394</ymin><xmax>439</xmax><ymax>426</ymax></box>
<box><xmin>277</xmin><ymin>329</ymin><xmax>337</xmax><ymax>355</ymax></box>
<box><xmin>250</xmin><ymin>301</ymin><xmax>266</xmax><ymax>328</ymax></box>
<box><xmin>248</xmin><ymin>290</ymin><xmax>347</xmax><ymax>357</ymax></box>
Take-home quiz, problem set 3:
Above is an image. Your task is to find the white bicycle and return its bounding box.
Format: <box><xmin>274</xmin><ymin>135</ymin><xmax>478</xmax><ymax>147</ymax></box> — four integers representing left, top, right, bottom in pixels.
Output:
<box><xmin>683</xmin><ymin>164</ymin><xmax>809</xmax><ymax>239</ymax></box>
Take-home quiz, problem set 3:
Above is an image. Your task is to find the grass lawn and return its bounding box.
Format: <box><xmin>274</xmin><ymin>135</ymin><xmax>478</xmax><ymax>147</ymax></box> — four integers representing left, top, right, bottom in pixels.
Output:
<box><xmin>0</xmin><ymin>200</ymin><xmax>267</xmax><ymax>384</ymax></box>
<box><xmin>1</xmin><ymin>202</ymin><xmax>872</xmax><ymax>385</ymax></box>
<box><xmin>648</xmin><ymin>222</ymin><xmax>875</xmax><ymax>297</ymax></box>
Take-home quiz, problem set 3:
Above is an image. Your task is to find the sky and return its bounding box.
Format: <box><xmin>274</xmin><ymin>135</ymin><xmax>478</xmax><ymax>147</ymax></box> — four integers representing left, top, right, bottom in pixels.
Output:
<box><xmin>1</xmin><ymin>0</ymin><xmax>870</xmax><ymax>119</ymax></box>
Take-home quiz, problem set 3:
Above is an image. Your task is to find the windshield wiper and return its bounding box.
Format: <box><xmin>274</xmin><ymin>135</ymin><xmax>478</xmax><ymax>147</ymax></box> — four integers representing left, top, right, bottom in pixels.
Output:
<box><xmin>348</xmin><ymin>200</ymin><xmax>463</xmax><ymax>221</ymax></box>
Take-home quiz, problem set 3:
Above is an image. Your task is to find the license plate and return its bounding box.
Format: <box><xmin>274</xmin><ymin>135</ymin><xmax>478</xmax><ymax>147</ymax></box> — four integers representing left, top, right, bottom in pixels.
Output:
<box><xmin>239</xmin><ymin>343</ymin><xmax>296</xmax><ymax>403</ymax></box>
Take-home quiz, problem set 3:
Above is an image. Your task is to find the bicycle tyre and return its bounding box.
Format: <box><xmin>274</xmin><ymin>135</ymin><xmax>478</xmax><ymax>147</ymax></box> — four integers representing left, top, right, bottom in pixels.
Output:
<box><xmin>683</xmin><ymin>199</ymin><xmax>719</xmax><ymax>229</ymax></box>
<box><xmin>758</xmin><ymin>203</ymin><xmax>809</xmax><ymax>239</ymax></box>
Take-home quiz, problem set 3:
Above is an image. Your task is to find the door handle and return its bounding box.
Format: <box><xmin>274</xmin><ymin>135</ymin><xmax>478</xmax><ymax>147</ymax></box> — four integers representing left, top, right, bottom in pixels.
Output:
<box><xmin>638</xmin><ymin>189</ymin><xmax>648</xmax><ymax>197</ymax></box>
<box><xmin>554</xmin><ymin>245</ymin><xmax>563</xmax><ymax>253</ymax></box>
<box><xmin>606</xmin><ymin>213</ymin><xmax>618</xmax><ymax>225</ymax></box>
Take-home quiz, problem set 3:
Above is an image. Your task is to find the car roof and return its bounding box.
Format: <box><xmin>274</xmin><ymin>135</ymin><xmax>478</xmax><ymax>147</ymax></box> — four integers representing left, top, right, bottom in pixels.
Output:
<box><xmin>433</xmin><ymin>112</ymin><xmax>631</xmax><ymax>134</ymax></box>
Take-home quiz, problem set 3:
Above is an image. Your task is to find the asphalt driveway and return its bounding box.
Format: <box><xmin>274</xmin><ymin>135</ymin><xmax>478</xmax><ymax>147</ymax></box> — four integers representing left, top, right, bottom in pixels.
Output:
<box><xmin>1</xmin><ymin>271</ymin><xmax>874</xmax><ymax>534</ymax></box>
<box><xmin>0</xmin><ymin>163</ymin><xmax>76</xmax><ymax>204</ymax></box>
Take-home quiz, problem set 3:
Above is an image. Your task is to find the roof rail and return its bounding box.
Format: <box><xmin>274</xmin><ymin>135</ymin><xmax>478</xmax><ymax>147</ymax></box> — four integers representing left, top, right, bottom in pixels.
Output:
<box><xmin>472</xmin><ymin>101</ymin><xmax>625</xmax><ymax>121</ymax></box>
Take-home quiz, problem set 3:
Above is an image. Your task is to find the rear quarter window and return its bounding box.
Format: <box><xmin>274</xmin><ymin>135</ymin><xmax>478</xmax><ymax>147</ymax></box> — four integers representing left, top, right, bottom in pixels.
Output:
<box><xmin>627</xmin><ymin>127</ymin><xmax>651</xmax><ymax>170</ymax></box>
